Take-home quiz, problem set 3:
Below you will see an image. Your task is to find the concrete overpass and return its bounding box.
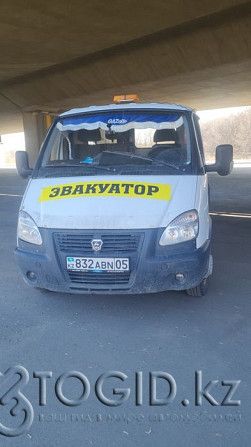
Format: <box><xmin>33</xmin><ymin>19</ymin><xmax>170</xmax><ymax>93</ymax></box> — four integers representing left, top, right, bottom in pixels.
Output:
<box><xmin>0</xmin><ymin>0</ymin><xmax>251</xmax><ymax>164</ymax></box>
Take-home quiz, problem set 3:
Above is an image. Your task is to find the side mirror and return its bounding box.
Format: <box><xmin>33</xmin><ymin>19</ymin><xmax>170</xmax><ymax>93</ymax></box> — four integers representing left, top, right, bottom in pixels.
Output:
<box><xmin>206</xmin><ymin>144</ymin><xmax>233</xmax><ymax>176</ymax></box>
<box><xmin>15</xmin><ymin>151</ymin><xmax>33</xmax><ymax>179</ymax></box>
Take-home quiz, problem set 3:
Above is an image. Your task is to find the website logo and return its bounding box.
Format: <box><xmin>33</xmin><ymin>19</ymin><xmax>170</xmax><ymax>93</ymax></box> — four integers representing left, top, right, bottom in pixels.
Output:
<box><xmin>0</xmin><ymin>365</ymin><xmax>34</xmax><ymax>437</ymax></box>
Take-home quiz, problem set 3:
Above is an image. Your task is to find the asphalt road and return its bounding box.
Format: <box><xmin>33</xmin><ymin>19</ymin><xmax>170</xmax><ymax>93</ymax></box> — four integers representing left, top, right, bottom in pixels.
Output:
<box><xmin>0</xmin><ymin>167</ymin><xmax>250</xmax><ymax>447</ymax></box>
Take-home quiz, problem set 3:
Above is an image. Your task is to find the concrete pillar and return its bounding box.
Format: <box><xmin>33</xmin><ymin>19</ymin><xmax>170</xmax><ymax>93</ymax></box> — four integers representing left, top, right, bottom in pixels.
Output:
<box><xmin>0</xmin><ymin>135</ymin><xmax>3</xmax><ymax>167</ymax></box>
<box><xmin>22</xmin><ymin>112</ymin><xmax>52</xmax><ymax>168</ymax></box>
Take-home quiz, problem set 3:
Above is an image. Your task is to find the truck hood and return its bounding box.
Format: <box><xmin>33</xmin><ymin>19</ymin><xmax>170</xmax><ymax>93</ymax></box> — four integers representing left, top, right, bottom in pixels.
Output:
<box><xmin>21</xmin><ymin>175</ymin><xmax>198</xmax><ymax>229</ymax></box>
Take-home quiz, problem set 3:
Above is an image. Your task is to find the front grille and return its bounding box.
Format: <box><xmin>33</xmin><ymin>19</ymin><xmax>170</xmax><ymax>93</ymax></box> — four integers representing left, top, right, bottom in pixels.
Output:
<box><xmin>55</xmin><ymin>233</ymin><xmax>142</xmax><ymax>254</ymax></box>
<box><xmin>68</xmin><ymin>271</ymin><xmax>131</xmax><ymax>285</ymax></box>
<box><xmin>54</xmin><ymin>231</ymin><xmax>144</xmax><ymax>288</ymax></box>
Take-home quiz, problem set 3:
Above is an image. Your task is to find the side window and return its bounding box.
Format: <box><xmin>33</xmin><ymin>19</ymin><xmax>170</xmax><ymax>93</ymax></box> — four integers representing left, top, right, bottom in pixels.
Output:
<box><xmin>193</xmin><ymin>114</ymin><xmax>205</xmax><ymax>165</ymax></box>
<box><xmin>41</xmin><ymin>127</ymin><xmax>61</xmax><ymax>166</ymax></box>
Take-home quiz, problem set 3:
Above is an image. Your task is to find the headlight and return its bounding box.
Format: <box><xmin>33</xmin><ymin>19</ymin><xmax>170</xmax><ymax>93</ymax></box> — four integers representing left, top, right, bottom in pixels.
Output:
<box><xmin>159</xmin><ymin>210</ymin><xmax>199</xmax><ymax>246</ymax></box>
<box><xmin>18</xmin><ymin>210</ymin><xmax>42</xmax><ymax>245</ymax></box>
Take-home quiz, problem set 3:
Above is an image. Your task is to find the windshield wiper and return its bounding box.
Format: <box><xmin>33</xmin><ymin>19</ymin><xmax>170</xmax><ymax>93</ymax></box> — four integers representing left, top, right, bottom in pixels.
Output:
<box><xmin>102</xmin><ymin>151</ymin><xmax>180</xmax><ymax>171</ymax></box>
<box><xmin>79</xmin><ymin>163</ymin><xmax>116</xmax><ymax>172</ymax></box>
<box><xmin>46</xmin><ymin>163</ymin><xmax>116</xmax><ymax>172</ymax></box>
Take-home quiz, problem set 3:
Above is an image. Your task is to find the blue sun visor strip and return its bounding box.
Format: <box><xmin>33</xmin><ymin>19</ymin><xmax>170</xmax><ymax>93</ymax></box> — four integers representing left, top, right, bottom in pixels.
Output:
<box><xmin>57</xmin><ymin>113</ymin><xmax>183</xmax><ymax>132</ymax></box>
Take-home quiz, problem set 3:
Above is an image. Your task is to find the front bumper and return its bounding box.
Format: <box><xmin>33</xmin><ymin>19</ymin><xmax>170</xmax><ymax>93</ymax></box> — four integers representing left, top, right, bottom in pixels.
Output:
<box><xmin>14</xmin><ymin>228</ymin><xmax>211</xmax><ymax>294</ymax></box>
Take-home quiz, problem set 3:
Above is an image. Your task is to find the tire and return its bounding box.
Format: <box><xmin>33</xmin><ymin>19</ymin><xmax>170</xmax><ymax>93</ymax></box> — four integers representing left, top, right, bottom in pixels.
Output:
<box><xmin>186</xmin><ymin>277</ymin><xmax>208</xmax><ymax>297</ymax></box>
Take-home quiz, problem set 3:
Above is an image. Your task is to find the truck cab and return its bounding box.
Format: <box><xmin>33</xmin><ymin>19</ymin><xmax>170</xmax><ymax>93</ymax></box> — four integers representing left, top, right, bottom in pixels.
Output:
<box><xmin>15</xmin><ymin>97</ymin><xmax>233</xmax><ymax>296</ymax></box>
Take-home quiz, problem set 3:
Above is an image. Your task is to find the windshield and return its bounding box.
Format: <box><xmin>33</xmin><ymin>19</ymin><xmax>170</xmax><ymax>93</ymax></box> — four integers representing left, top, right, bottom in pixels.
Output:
<box><xmin>38</xmin><ymin>110</ymin><xmax>192</xmax><ymax>177</ymax></box>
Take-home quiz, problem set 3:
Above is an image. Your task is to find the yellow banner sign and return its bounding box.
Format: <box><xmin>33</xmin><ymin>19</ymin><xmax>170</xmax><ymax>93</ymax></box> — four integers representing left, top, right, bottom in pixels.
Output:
<box><xmin>39</xmin><ymin>181</ymin><xmax>171</xmax><ymax>203</ymax></box>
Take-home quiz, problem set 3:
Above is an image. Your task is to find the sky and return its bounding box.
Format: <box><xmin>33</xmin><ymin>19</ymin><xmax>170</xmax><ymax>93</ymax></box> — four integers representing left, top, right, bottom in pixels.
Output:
<box><xmin>1</xmin><ymin>132</ymin><xmax>25</xmax><ymax>150</ymax></box>
<box><xmin>197</xmin><ymin>106</ymin><xmax>251</xmax><ymax>121</ymax></box>
<box><xmin>0</xmin><ymin>132</ymin><xmax>25</xmax><ymax>166</ymax></box>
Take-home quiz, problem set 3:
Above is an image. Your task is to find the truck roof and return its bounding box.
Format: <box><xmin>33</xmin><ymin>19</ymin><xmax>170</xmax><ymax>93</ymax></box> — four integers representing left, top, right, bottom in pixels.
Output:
<box><xmin>60</xmin><ymin>102</ymin><xmax>193</xmax><ymax>117</ymax></box>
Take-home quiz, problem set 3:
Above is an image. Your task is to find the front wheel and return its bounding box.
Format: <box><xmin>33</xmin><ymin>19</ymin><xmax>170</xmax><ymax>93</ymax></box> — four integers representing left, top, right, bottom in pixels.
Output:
<box><xmin>186</xmin><ymin>277</ymin><xmax>208</xmax><ymax>297</ymax></box>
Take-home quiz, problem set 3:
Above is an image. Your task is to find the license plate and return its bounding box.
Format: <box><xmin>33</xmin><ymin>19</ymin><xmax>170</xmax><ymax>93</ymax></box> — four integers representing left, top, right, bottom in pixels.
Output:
<box><xmin>66</xmin><ymin>257</ymin><xmax>129</xmax><ymax>272</ymax></box>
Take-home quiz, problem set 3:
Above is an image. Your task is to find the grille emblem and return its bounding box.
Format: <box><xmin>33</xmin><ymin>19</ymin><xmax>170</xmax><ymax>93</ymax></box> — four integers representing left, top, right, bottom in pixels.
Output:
<box><xmin>91</xmin><ymin>239</ymin><xmax>103</xmax><ymax>252</ymax></box>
